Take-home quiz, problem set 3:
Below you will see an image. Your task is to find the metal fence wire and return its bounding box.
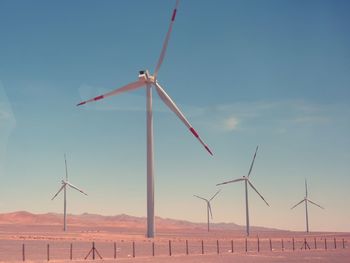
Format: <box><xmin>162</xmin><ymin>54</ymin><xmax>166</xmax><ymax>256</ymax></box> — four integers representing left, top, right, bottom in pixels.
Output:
<box><xmin>0</xmin><ymin>237</ymin><xmax>346</xmax><ymax>261</ymax></box>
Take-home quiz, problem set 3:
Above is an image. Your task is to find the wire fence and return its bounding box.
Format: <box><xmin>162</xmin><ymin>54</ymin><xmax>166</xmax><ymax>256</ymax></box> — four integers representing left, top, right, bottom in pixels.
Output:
<box><xmin>0</xmin><ymin>236</ymin><xmax>347</xmax><ymax>261</ymax></box>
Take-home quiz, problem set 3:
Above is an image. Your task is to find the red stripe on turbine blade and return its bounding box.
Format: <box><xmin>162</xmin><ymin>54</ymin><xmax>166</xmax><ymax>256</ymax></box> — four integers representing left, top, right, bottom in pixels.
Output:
<box><xmin>94</xmin><ymin>95</ymin><xmax>104</xmax><ymax>101</ymax></box>
<box><xmin>77</xmin><ymin>101</ymin><xmax>86</xmax><ymax>106</ymax></box>
<box><xmin>205</xmin><ymin>145</ymin><xmax>213</xmax><ymax>156</ymax></box>
<box><xmin>190</xmin><ymin>127</ymin><xmax>199</xmax><ymax>138</ymax></box>
<box><xmin>171</xmin><ymin>9</ymin><xmax>177</xmax><ymax>21</ymax></box>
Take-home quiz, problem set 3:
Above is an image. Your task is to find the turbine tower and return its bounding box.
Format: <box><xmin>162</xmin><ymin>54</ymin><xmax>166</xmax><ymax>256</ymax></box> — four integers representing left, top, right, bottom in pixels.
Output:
<box><xmin>51</xmin><ymin>154</ymin><xmax>87</xmax><ymax>231</ymax></box>
<box><xmin>216</xmin><ymin>146</ymin><xmax>269</xmax><ymax>236</ymax></box>
<box><xmin>76</xmin><ymin>0</ymin><xmax>212</xmax><ymax>238</ymax></box>
<box><xmin>194</xmin><ymin>189</ymin><xmax>221</xmax><ymax>232</ymax></box>
<box><xmin>291</xmin><ymin>179</ymin><xmax>324</xmax><ymax>233</ymax></box>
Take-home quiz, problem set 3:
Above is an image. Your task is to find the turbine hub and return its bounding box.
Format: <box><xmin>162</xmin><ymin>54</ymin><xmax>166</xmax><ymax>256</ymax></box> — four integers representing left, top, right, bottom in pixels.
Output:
<box><xmin>138</xmin><ymin>70</ymin><xmax>155</xmax><ymax>83</ymax></box>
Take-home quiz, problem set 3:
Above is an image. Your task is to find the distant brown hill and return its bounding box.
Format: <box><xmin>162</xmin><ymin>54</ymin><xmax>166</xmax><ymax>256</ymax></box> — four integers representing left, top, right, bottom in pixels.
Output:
<box><xmin>0</xmin><ymin>211</ymin><xmax>279</xmax><ymax>232</ymax></box>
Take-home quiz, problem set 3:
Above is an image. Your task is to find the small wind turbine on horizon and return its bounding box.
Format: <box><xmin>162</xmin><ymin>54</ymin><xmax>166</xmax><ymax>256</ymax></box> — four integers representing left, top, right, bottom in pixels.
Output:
<box><xmin>193</xmin><ymin>189</ymin><xmax>221</xmax><ymax>232</ymax></box>
<box><xmin>291</xmin><ymin>179</ymin><xmax>324</xmax><ymax>233</ymax></box>
<box><xmin>76</xmin><ymin>0</ymin><xmax>212</xmax><ymax>238</ymax></box>
<box><xmin>216</xmin><ymin>146</ymin><xmax>269</xmax><ymax>236</ymax></box>
<box><xmin>51</xmin><ymin>154</ymin><xmax>87</xmax><ymax>231</ymax></box>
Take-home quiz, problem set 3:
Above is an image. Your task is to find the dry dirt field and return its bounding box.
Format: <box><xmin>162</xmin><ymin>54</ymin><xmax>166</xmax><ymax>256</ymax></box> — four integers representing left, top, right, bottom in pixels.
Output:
<box><xmin>0</xmin><ymin>223</ymin><xmax>349</xmax><ymax>262</ymax></box>
<box><xmin>0</xmin><ymin>213</ymin><xmax>348</xmax><ymax>262</ymax></box>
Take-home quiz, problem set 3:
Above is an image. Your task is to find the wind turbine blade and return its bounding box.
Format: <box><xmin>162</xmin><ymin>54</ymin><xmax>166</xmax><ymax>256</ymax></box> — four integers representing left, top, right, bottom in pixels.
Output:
<box><xmin>308</xmin><ymin>199</ymin><xmax>324</xmax><ymax>209</ymax></box>
<box><xmin>64</xmin><ymin>154</ymin><xmax>68</xmax><ymax>181</ymax></box>
<box><xmin>216</xmin><ymin>178</ymin><xmax>244</xmax><ymax>186</ymax></box>
<box><xmin>305</xmin><ymin>179</ymin><xmax>308</xmax><ymax>197</ymax></box>
<box><xmin>76</xmin><ymin>80</ymin><xmax>145</xmax><ymax>106</ymax></box>
<box><xmin>209</xmin><ymin>189</ymin><xmax>222</xmax><ymax>201</ymax></box>
<box><xmin>51</xmin><ymin>184</ymin><xmax>65</xmax><ymax>200</ymax></box>
<box><xmin>154</xmin><ymin>0</ymin><xmax>180</xmax><ymax>78</ymax></box>
<box><xmin>291</xmin><ymin>199</ymin><xmax>305</xmax><ymax>209</ymax></box>
<box><xmin>247</xmin><ymin>145</ymin><xmax>258</xmax><ymax>177</ymax></box>
<box><xmin>248</xmin><ymin>181</ymin><xmax>270</xmax><ymax>206</ymax></box>
<box><xmin>193</xmin><ymin>195</ymin><xmax>208</xmax><ymax>202</ymax></box>
<box><xmin>208</xmin><ymin>203</ymin><xmax>213</xmax><ymax>219</ymax></box>
<box><xmin>66</xmin><ymin>182</ymin><xmax>88</xmax><ymax>196</ymax></box>
<box><xmin>154</xmin><ymin>82</ymin><xmax>213</xmax><ymax>155</ymax></box>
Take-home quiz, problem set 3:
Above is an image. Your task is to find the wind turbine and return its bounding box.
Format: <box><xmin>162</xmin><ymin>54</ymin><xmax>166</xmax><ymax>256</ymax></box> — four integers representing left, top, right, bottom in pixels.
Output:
<box><xmin>194</xmin><ymin>189</ymin><xmax>221</xmax><ymax>232</ymax></box>
<box><xmin>291</xmin><ymin>179</ymin><xmax>324</xmax><ymax>233</ymax></box>
<box><xmin>76</xmin><ymin>0</ymin><xmax>212</xmax><ymax>238</ymax></box>
<box><xmin>216</xmin><ymin>146</ymin><xmax>269</xmax><ymax>236</ymax></box>
<box><xmin>51</xmin><ymin>154</ymin><xmax>87</xmax><ymax>231</ymax></box>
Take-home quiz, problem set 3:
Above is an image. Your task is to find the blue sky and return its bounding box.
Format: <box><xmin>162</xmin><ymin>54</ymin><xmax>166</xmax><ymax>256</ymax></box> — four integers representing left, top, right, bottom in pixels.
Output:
<box><xmin>1</xmin><ymin>0</ymin><xmax>349</xmax><ymax>232</ymax></box>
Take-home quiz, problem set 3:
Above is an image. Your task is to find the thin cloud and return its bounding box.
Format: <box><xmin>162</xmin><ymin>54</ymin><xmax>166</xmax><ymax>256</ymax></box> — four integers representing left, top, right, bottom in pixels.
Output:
<box><xmin>292</xmin><ymin>116</ymin><xmax>330</xmax><ymax>124</ymax></box>
<box><xmin>0</xmin><ymin>81</ymin><xmax>16</xmax><ymax>126</ymax></box>
<box><xmin>223</xmin><ymin>116</ymin><xmax>239</xmax><ymax>131</ymax></box>
<box><xmin>0</xmin><ymin>110</ymin><xmax>11</xmax><ymax>120</ymax></box>
<box><xmin>193</xmin><ymin>99</ymin><xmax>343</xmax><ymax>134</ymax></box>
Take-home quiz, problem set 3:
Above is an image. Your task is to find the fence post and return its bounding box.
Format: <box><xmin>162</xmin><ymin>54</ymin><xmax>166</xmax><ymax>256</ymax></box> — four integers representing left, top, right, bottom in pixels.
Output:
<box><xmin>201</xmin><ymin>240</ymin><xmax>204</xmax><ymax>255</ymax></box>
<box><xmin>314</xmin><ymin>238</ymin><xmax>317</xmax><ymax>250</ymax></box>
<box><xmin>325</xmin><ymin>238</ymin><xmax>327</xmax><ymax>250</ymax></box>
<box><xmin>22</xmin><ymin>244</ymin><xmax>25</xmax><ymax>262</ymax></box>
<box><xmin>114</xmin><ymin>242</ymin><xmax>116</xmax><ymax>259</ymax></box>
<box><xmin>152</xmin><ymin>242</ymin><xmax>155</xmax><ymax>256</ymax></box>
<box><xmin>303</xmin><ymin>238</ymin><xmax>310</xmax><ymax>250</ymax></box>
<box><xmin>257</xmin><ymin>237</ymin><xmax>260</xmax><ymax>252</ymax></box>
<box><xmin>343</xmin><ymin>239</ymin><xmax>345</xmax><ymax>249</ymax></box>
<box><xmin>292</xmin><ymin>237</ymin><xmax>295</xmax><ymax>251</ymax></box>
<box><xmin>217</xmin><ymin>240</ymin><xmax>219</xmax><ymax>254</ymax></box>
<box><xmin>169</xmin><ymin>240</ymin><xmax>172</xmax><ymax>256</ymax></box>
<box><xmin>281</xmin><ymin>239</ymin><xmax>284</xmax><ymax>251</ymax></box>
<box><xmin>133</xmin><ymin>241</ymin><xmax>135</xmax><ymax>258</ymax></box>
<box><xmin>186</xmin><ymin>240</ymin><xmax>188</xmax><ymax>255</ymax></box>
<box><xmin>84</xmin><ymin>241</ymin><xmax>102</xmax><ymax>260</ymax></box>
<box><xmin>47</xmin><ymin>244</ymin><xmax>49</xmax><ymax>261</ymax></box>
<box><xmin>70</xmin><ymin>243</ymin><xmax>73</xmax><ymax>260</ymax></box>
<box><xmin>245</xmin><ymin>238</ymin><xmax>248</xmax><ymax>252</ymax></box>
<box><xmin>269</xmin><ymin>239</ymin><xmax>272</xmax><ymax>251</ymax></box>
<box><xmin>231</xmin><ymin>240</ymin><xmax>234</xmax><ymax>253</ymax></box>
<box><xmin>334</xmin><ymin>238</ymin><xmax>337</xmax><ymax>249</ymax></box>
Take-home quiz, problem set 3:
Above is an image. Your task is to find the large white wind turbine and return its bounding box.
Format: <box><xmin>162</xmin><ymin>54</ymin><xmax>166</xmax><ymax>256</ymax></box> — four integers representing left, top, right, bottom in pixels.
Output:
<box><xmin>194</xmin><ymin>189</ymin><xmax>221</xmax><ymax>232</ymax></box>
<box><xmin>216</xmin><ymin>146</ymin><xmax>269</xmax><ymax>236</ymax></box>
<box><xmin>291</xmin><ymin>180</ymin><xmax>324</xmax><ymax>233</ymax></box>
<box><xmin>51</xmin><ymin>154</ymin><xmax>87</xmax><ymax>231</ymax></box>
<box><xmin>76</xmin><ymin>0</ymin><xmax>212</xmax><ymax>238</ymax></box>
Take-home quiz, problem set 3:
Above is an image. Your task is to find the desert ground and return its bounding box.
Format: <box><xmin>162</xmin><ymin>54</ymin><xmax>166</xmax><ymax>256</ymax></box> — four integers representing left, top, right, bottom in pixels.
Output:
<box><xmin>0</xmin><ymin>212</ymin><xmax>348</xmax><ymax>262</ymax></box>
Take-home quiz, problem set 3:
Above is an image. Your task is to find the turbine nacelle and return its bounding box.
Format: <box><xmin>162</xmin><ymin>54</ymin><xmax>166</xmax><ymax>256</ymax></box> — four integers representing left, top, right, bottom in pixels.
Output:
<box><xmin>139</xmin><ymin>70</ymin><xmax>155</xmax><ymax>83</ymax></box>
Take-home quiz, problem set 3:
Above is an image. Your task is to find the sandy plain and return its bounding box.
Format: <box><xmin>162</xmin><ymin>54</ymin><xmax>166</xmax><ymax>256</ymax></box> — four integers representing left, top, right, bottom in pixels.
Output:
<box><xmin>0</xmin><ymin>212</ymin><xmax>348</xmax><ymax>262</ymax></box>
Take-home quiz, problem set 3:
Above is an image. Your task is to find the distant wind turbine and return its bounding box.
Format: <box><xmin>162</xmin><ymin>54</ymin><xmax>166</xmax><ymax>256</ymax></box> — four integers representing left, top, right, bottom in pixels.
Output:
<box><xmin>291</xmin><ymin>179</ymin><xmax>324</xmax><ymax>233</ymax></box>
<box><xmin>76</xmin><ymin>0</ymin><xmax>212</xmax><ymax>238</ymax></box>
<box><xmin>51</xmin><ymin>154</ymin><xmax>87</xmax><ymax>231</ymax></box>
<box><xmin>194</xmin><ymin>189</ymin><xmax>221</xmax><ymax>232</ymax></box>
<box><xmin>216</xmin><ymin>146</ymin><xmax>269</xmax><ymax>236</ymax></box>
